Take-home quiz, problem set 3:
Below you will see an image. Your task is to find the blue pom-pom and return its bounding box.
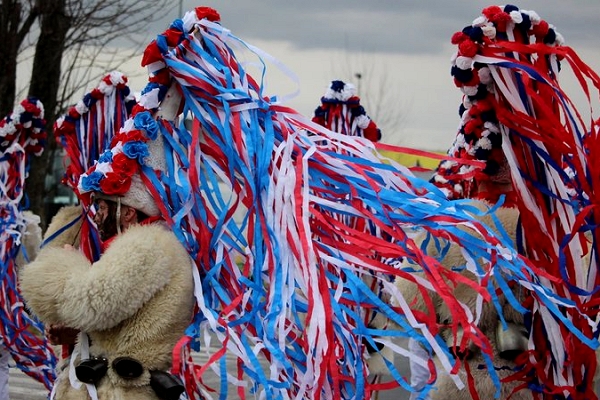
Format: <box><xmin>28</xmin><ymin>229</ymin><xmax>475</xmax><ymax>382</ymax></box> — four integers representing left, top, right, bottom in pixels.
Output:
<box><xmin>81</xmin><ymin>172</ymin><xmax>103</xmax><ymax>191</ymax></box>
<box><xmin>458</xmin><ymin>104</ymin><xmax>467</xmax><ymax>117</ymax></box>
<box><xmin>451</xmin><ymin>66</ymin><xmax>474</xmax><ymax>83</ymax></box>
<box><xmin>170</xmin><ymin>18</ymin><xmax>184</xmax><ymax>32</ymax></box>
<box><xmin>350</xmin><ymin>105</ymin><xmax>365</xmax><ymax>117</ymax></box>
<box><xmin>503</xmin><ymin>4</ymin><xmax>519</xmax><ymax>13</ymax></box>
<box><xmin>544</xmin><ymin>28</ymin><xmax>556</xmax><ymax>44</ymax></box>
<box><xmin>122</xmin><ymin>141</ymin><xmax>150</xmax><ymax>163</ymax></box>
<box><xmin>82</xmin><ymin>93</ymin><xmax>95</xmax><ymax>108</ymax></box>
<box><xmin>474</xmin><ymin>147</ymin><xmax>491</xmax><ymax>160</ymax></box>
<box><xmin>519</xmin><ymin>13</ymin><xmax>532</xmax><ymax>32</ymax></box>
<box><xmin>133</xmin><ymin>111</ymin><xmax>159</xmax><ymax>140</ymax></box>
<box><xmin>330</xmin><ymin>80</ymin><xmax>346</xmax><ymax>92</ymax></box>
<box><xmin>142</xmin><ymin>82</ymin><xmax>160</xmax><ymax>96</ymax></box>
<box><xmin>468</xmin><ymin>26</ymin><xmax>484</xmax><ymax>42</ymax></box>
<box><xmin>98</xmin><ymin>150</ymin><xmax>113</xmax><ymax>163</ymax></box>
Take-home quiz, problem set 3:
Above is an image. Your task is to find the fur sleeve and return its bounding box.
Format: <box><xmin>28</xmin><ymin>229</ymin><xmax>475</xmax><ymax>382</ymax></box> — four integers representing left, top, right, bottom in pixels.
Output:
<box><xmin>42</xmin><ymin>205</ymin><xmax>83</xmax><ymax>249</ymax></box>
<box><xmin>21</xmin><ymin>224</ymin><xmax>186</xmax><ymax>332</ymax></box>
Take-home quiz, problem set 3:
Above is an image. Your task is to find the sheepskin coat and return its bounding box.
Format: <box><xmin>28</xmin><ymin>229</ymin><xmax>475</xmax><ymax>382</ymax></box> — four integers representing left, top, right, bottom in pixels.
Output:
<box><xmin>396</xmin><ymin>203</ymin><xmax>533</xmax><ymax>400</ymax></box>
<box><xmin>20</xmin><ymin>206</ymin><xmax>195</xmax><ymax>400</ymax></box>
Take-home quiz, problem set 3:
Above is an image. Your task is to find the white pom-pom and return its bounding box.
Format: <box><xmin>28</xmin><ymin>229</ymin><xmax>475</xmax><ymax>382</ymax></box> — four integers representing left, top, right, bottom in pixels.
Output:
<box><xmin>139</xmin><ymin>88</ymin><xmax>161</xmax><ymax>110</ymax></box>
<box><xmin>510</xmin><ymin>11</ymin><xmax>523</xmax><ymax>24</ymax></box>
<box><xmin>463</xmin><ymin>97</ymin><xmax>473</xmax><ymax>109</ymax></box>
<box><xmin>525</xmin><ymin>10</ymin><xmax>541</xmax><ymax>24</ymax></box>
<box><xmin>108</xmin><ymin>71</ymin><xmax>125</xmax><ymax>86</ymax></box>
<box><xmin>484</xmin><ymin>122</ymin><xmax>500</xmax><ymax>133</ymax></box>
<box><xmin>94</xmin><ymin>162</ymin><xmax>113</xmax><ymax>176</ymax></box>
<box><xmin>75</xmin><ymin>100</ymin><xmax>89</xmax><ymax>115</ymax></box>
<box><xmin>482</xmin><ymin>25</ymin><xmax>496</xmax><ymax>39</ymax></box>
<box><xmin>354</xmin><ymin>114</ymin><xmax>370</xmax><ymax>129</ymax></box>
<box><xmin>555</xmin><ymin>32</ymin><xmax>565</xmax><ymax>46</ymax></box>
<box><xmin>455</xmin><ymin>56</ymin><xmax>473</xmax><ymax>70</ymax></box>
<box><xmin>478</xmin><ymin>67</ymin><xmax>492</xmax><ymax>85</ymax></box>
<box><xmin>182</xmin><ymin>10</ymin><xmax>199</xmax><ymax>32</ymax></box>
<box><xmin>472</xmin><ymin>16</ymin><xmax>487</xmax><ymax>27</ymax></box>
<box><xmin>121</xmin><ymin>119</ymin><xmax>135</xmax><ymax>132</ymax></box>
<box><xmin>450</xmin><ymin>52</ymin><xmax>458</xmax><ymax>64</ymax></box>
<box><xmin>478</xmin><ymin>137</ymin><xmax>492</xmax><ymax>150</ymax></box>
<box><xmin>460</xmin><ymin>85</ymin><xmax>478</xmax><ymax>97</ymax></box>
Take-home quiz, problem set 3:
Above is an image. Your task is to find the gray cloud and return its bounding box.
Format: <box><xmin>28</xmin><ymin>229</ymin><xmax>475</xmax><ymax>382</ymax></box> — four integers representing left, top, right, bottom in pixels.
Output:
<box><xmin>147</xmin><ymin>1</ymin><xmax>600</xmax><ymax>55</ymax></box>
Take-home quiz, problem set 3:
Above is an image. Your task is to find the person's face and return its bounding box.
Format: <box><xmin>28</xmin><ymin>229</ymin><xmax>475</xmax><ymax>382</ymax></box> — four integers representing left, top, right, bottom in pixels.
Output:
<box><xmin>93</xmin><ymin>199</ymin><xmax>109</xmax><ymax>226</ymax></box>
<box><xmin>93</xmin><ymin>198</ymin><xmax>118</xmax><ymax>241</ymax></box>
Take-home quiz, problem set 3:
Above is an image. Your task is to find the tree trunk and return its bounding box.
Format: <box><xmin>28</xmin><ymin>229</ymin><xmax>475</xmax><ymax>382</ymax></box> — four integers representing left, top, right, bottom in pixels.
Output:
<box><xmin>27</xmin><ymin>0</ymin><xmax>71</xmax><ymax>228</ymax></box>
<box><xmin>0</xmin><ymin>0</ymin><xmax>21</xmax><ymax>116</ymax></box>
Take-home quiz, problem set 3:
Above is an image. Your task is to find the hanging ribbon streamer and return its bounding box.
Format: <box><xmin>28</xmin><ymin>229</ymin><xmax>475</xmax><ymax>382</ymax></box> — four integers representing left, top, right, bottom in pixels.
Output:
<box><xmin>0</xmin><ymin>98</ymin><xmax>56</xmax><ymax>390</ymax></box>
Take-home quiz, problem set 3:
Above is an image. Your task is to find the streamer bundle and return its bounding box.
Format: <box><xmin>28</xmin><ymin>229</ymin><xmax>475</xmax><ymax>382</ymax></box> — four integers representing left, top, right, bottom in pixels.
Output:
<box><xmin>77</xmin><ymin>6</ymin><xmax>599</xmax><ymax>400</ymax></box>
<box><xmin>430</xmin><ymin>4</ymin><xmax>600</xmax><ymax>398</ymax></box>
<box><xmin>0</xmin><ymin>98</ymin><xmax>55</xmax><ymax>390</ymax></box>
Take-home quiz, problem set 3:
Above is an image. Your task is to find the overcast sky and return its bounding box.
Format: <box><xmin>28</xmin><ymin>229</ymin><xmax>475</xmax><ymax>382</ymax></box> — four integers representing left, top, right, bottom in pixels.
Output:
<box><xmin>124</xmin><ymin>1</ymin><xmax>600</xmax><ymax>151</ymax></box>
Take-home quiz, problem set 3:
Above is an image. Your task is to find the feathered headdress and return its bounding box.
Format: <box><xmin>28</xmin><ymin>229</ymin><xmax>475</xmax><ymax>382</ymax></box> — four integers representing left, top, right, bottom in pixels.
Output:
<box><xmin>0</xmin><ymin>98</ymin><xmax>56</xmax><ymax>390</ymax></box>
<box><xmin>430</xmin><ymin>5</ymin><xmax>600</xmax><ymax>398</ymax></box>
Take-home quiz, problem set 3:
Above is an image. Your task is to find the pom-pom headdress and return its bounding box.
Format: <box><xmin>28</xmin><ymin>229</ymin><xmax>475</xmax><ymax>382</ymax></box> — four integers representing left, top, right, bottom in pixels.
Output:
<box><xmin>312</xmin><ymin>80</ymin><xmax>382</xmax><ymax>142</ymax></box>
<box><xmin>431</xmin><ymin>5</ymin><xmax>600</xmax><ymax>398</ymax></box>
<box><xmin>53</xmin><ymin>71</ymin><xmax>136</xmax><ymax>260</ymax></box>
<box><xmin>0</xmin><ymin>98</ymin><xmax>56</xmax><ymax>390</ymax></box>
<box><xmin>74</xmin><ymin>6</ymin><xmax>599</xmax><ymax>400</ymax></box>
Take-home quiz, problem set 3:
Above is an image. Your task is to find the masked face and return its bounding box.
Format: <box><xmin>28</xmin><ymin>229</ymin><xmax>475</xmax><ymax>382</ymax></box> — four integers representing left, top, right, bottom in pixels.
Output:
<box><xmin>93</xmin><ymin>199</ymin><xmax>118</xmax><ymax>241</ymax></box>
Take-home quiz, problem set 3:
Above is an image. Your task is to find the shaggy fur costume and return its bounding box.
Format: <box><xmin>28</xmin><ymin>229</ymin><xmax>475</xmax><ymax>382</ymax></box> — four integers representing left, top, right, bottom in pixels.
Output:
<box><xmin>396</xmin><ymin>203</ymin><xmax>532</xmax><ymax>400</ymax></box>
<box><xmin>20</xmin><ymin>206</ymin><xmax>195</xmax><ymax>400</ymax></box>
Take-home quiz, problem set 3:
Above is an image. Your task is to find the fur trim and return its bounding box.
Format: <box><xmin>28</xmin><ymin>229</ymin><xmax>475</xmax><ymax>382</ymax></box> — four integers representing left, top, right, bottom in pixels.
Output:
<box><xmin>42</xmin><ymin>205</ymin><xmax>83</xmax><ymax>249</ymax></box>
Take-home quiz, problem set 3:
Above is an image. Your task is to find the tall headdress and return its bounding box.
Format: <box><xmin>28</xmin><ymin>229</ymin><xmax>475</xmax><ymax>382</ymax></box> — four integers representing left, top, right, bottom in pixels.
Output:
<box><xmin>0</xmin><ymin>98</ymin><xmax>56</xmax><ymax>390</ymax></box>
<box><xmin>76</xmin><ymin>6</ymin><xmax>593</xmax><ymax>399</ymax></box>
<box><xmin>431</xmin><ymin>5</ymin><xmax>600</xmax><ymax>398</ymax></box>
<box><xmin>53</xmin><ymin>71</ymin><xmax>135</xmax><ymax>261</ymax></box>
<box><xmin>312</xmin><ymin>80</ymin><xmax>381</xmax><ymax>142</ymax></box>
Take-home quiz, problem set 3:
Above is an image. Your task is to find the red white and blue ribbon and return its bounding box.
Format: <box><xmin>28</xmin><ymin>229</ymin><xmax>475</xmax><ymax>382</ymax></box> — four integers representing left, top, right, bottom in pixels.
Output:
<box><xmin>430</xmin><ymin>5</ymin><xmax>600</xmax><ymax>398</ymax></box>
<box><xmin>78</xmin><ymin>7</ymin><xmax>598</xmax><ymax>400</ymax></box>
<box><xmin>0</xmin><ymin>98</ymin><xmax>56</xmax><ymax>390</ymax></box>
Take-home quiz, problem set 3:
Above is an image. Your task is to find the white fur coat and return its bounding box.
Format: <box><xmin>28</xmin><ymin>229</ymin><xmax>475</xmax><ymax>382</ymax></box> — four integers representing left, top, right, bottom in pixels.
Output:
<box><xmin>20</xmin><ymin>206</ymin><xmax>195</xmax><ymax>400</ymax></box>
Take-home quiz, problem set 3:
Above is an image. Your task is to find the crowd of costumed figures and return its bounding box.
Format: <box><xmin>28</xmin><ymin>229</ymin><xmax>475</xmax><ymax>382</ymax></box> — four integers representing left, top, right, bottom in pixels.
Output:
<box><xmin>3</xmin><ymin>3</ymin><xmax>600</xmax><ymax>400</ymax></box>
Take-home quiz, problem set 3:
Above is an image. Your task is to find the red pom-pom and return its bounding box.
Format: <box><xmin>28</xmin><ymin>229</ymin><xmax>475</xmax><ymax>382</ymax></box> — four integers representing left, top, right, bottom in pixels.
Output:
<box><xmin>531</xmin><ymin>20</ymin><xmax>549</xmax><ymax>39</ymax></box>
<box><xmin>149</xmin><ymin>69</ymin><xmax>171</xmax><ymax>86</ymax></box>
<box><xmin>99</xmin><ymin>172</ymin><xmax>132</xmax><ymax>196</ymax></box>
<box><xmin>68</xmin><ymin>107</ymin><xmax>80</xmax><ymax>119</ymax></box>
<box><xmin>451</xmin><ymin>31</ymin><xmax>468</xmax><ymax>45</ymax></box>
<box><xmin>163</xmin><ymin>28</ymin><xmax>182</xmax><ymax>47</ymax></box>
<box><xmin>489</xmin><ymin>11</ymin><xmax>512</xmax><ymax>33</ymax></box>
<box><xmin>362</xmin><ymin>121</ymin><xmax>381</xmax><ymax>142</ymax></box>
<box><xmin>141</xmin><ymin>41</ymin><xmax>162</xmax><ymax>67</ymax></box>
<box><xmin>112</xmin><ymin>153</ymin><xmax>138</xmax><ymax>176</ymax></box>
<box><xmin>464</xmin><ymin>119</ymin><xmax>482</xmax><ymax>135</ymax></box>
<box><xmin>90</xmin><ymin>88</ymin><xmax>103</xmax><ymax>99</ymax></box>
<box><xmin>458</xmin><ymin>40</ymin><xmax>479</xmax><ymax>58</ymax></box>
<box><xmin>130</xmin><ymin>104</ymin><xmax>146</xmax><ymax>117</ymax></box>
<box><xmin>482</xmin><ymin>6</ymin><xmax>503</xmax><ymax>20</ymax></box>
<box><xmin>195</xmin><ymin>7</ymin><xmax>221</xmax><ymax>22</ymax></box>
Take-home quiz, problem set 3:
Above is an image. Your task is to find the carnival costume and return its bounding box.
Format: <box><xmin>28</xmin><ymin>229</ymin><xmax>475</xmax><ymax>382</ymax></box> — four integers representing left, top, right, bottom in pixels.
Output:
<box><xmin>19</xmin><ymin>5</ymin><xmax>600</xmax><ymax>400</ymax></box>
<box><xmin>20</xmin><ymin>71</ymin><xmax>195</xmax><ymax>400</ymax></box>
<box><xmin>0</xmin><ymin>98</ymin><xmax>55</xmax><ymax>398</ymax></box>
<box><xmin>397</xmin><ymin>5</ymin><xmax>600</xmax><ymax>399</ymax></box>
